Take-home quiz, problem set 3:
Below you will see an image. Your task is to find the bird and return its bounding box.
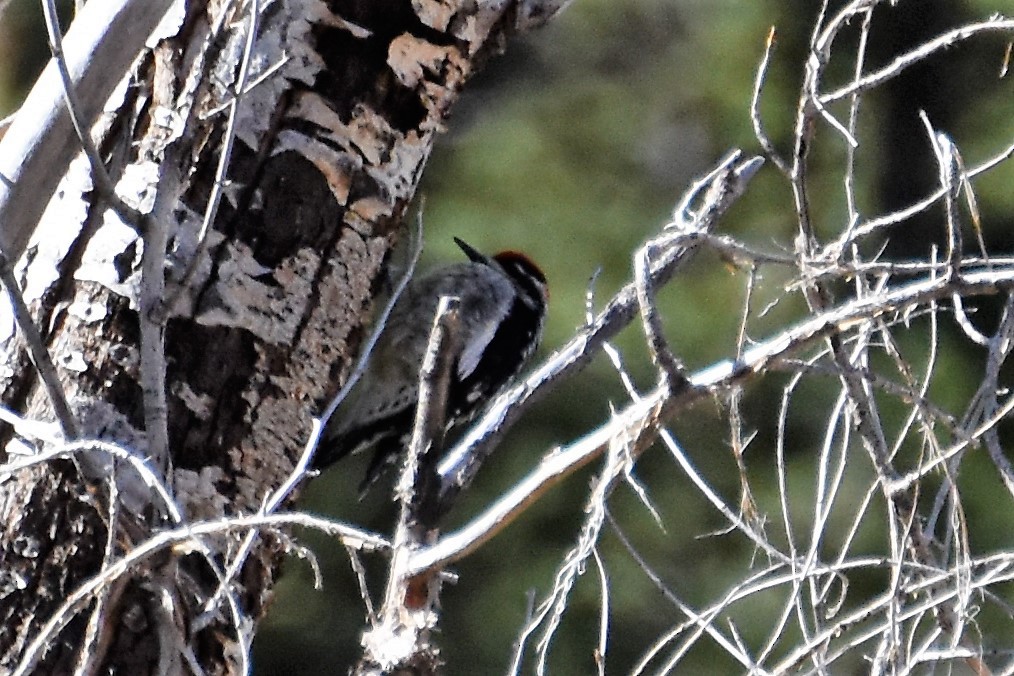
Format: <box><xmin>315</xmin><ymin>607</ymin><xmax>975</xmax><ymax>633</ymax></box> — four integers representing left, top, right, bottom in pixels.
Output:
<box><xmin>314</xmin><ymin>237</ymin><xmax>548</xmax><ymax>493</ymax></box>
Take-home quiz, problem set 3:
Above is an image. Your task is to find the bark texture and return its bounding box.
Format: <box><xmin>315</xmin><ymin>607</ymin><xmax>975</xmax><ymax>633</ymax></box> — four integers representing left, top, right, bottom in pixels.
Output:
<box><xmin>0</xmin><ymin>1</ymin><xmax>558</xmax><ymax>673</ymax></box>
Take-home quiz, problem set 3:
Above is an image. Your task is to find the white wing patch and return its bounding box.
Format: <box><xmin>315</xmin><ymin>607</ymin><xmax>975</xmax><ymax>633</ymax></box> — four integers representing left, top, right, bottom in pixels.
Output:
<box><xmin>457</xmin><ymin>314</ymin><xmax>500</xmax><ymax>380</ymax></box>
<box><xmin>452</xmin><ymin>263</ymin><xmax>515</xmax><ymax>380</ymax></box>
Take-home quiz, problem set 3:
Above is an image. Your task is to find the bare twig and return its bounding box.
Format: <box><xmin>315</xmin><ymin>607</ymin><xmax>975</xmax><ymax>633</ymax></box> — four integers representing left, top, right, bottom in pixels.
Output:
<box><xmin>318</xmin><ymin>213</ymin><xmax>425</xmax><ymax>433</ymax></box>
<box><xmin>1</xmin><ymin>439</ymin><xmax>178</xmax><ymax>520</ymax></box>
<box><xmin>924</xmin><ymin>124</ymin><xmax>965</xmax><ymax>277</ymax></box>
<box><xmin>346</xmin><ymin>545</ymin><xmax>377</xmax><ymax>626</ymax></box>
<box><xmin>72</xmin><ymin>473</ymin><xmax>120</xmax><ymax>676</ymax></box>
<box><xmin>197</xmin><ymin>212</ymin><xmax>424</xmax><ymax>634</ymax></box>
<box><xmin>412</xmin><ymin>260</ymin><xmax>1014</xmax><ymax>577</ymax></box>
<box><xmin>39</xmin><ymin>0</ymin><xmax>142</xmax><ymax>228</ymax></box>
<box><xmin>977</xmin><ymin>296</ymin><xmax>1014</xmax><ymax>500</ymax></box>
<box><xmin>634</xmin><ymin>241</ymin><xmax>689</xmax><ymax>391</ymax></box>
<box><xmin>0</xmin><ymin>253</ymin><xmax>78</xmax><ymax>439</ymax></box>
<box><xmin>831</xmin><ymin>134</ymin><xmax>1014</xmax><ymax>250</ymax></box>
<box><xmin>841</xmin><ymin>4</ymin><xmax>873</xmax><ymax>244</ymax></box>
<box><xmin>591</xmin><ymin>548</ymin><xmax>609</xmax><ymax>676</ymax></box>
<box><xmin>728</xmin><ymin>267</ymin><xmax>761</xmax><ymax>528</ymax></box>
<box><xmin>607</xmin><ymin>511</ymin><xmax>759</xmax><ymax>673</ymax></box>
<box><xmin>158</xmin><ymin>0</ymin><xmax>261</xmax><ymax>319</ymax></box>
<box><xmin>751</xmin><ymin>26</ymin><xmax>790</xmax><ymax>175</ymax></box>
<box><xmin>820</xmin><ymin>17</ymin><xmax>1014</xmax><ymax>104</ymax></box>
<box><xmin>398</xmin><ymin>295</ymin><xmax>459</xmax><ymax>517</ymax></box>
<box><xmin>137</xmin><ymin>190</ymin><xmax>170</xmax><ymax>476</ymax></box>
<box><xmin>438</xmin><ymin>151</ymin><xmax>764</xmax><ymax>499</ymax></box>
<box><xmin>530</xmin><ymin>431</ymin><xmax>624</xmax><ymax>675</ymax></box>
<box><xmin>1</xmin><ymin>435</ymin><xmax>250</xmax><ymax>672</ymax></box>
<box><xmin>13</xmin><ymin>512</ymin><xmax>387</xmax><ymax>676</ymax></box>
<box><xmin>359</xmin><ymin>295</ymin><xmax>460</xmax><ymax>673</ymax></box>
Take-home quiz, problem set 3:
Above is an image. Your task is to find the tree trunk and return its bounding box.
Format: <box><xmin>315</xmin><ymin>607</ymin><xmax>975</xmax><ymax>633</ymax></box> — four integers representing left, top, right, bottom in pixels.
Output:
<box><xmin>0</xmin><ymin>1</ymin><xmax>561</xmax><ymax>673</ymax></box>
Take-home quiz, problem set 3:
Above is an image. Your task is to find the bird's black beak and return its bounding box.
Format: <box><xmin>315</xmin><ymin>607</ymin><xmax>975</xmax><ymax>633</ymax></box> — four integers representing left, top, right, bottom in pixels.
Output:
<box><xmin>453</xmin><ymin>237</ymin><xmax>492</xmax><ymax>265</ymax></box>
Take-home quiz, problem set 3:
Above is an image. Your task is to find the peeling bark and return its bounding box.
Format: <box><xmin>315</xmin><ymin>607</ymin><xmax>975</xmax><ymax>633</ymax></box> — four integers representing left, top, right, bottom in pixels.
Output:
<box><xmin>0</xmin><ymin>0</ymin><xmax>566</xmax><ymax>673</ymax></box>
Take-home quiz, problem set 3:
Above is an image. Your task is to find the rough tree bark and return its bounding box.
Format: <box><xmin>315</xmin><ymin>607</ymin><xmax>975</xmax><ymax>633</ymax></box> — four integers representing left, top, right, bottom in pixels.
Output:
<box><xmin>0</xmin><ymin>1</ymin><xmax>565</xmax><ymax>673</ymax></box>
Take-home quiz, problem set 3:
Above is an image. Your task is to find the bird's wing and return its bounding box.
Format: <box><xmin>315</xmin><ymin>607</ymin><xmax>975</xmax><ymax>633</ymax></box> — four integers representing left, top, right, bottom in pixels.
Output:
<box><xmin>456</xmin><ymin>281</ymin><xmax>513</xmax><ymax>380</ymax></box>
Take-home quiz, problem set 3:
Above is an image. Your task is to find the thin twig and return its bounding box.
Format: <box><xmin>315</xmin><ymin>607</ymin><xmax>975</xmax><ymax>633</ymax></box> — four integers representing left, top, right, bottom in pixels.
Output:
<box><xmin>346</xmin><ymin>545</ymin><xmax>377</xmax><ymax>626</ymax></box>
<box><xmin>158</xmin><ymin>0</ymin><xmax>262</xmax><ymax>319</ymax></box>
<box><xmin>0</xmin><ymin>253</ymin><xmax>78</xmax><ymax>439</ymax></box>
<box><xmin>399</xmin><ymin>295</ymin><xmax>459</xmax><ymax>517</ymax></box>
<box><xmin>318</xmin><ymin>212</ymin><xmax>424</xmax><ymax>432</ymax></box>
<box><xmin>840</xmin><ymin>4</ymin><xmax>874</xmax><ymax>247</ymax></box>
<box><xmin>412</xmin><ymin>261</ymin><xmax>1014</xmax><ymax>577</ymax></box>
<box><xmin>13</xmin><ymin>512</ymin><xmax>387</xmax><ymax>676</ymax></box>
<box><xmin>923</xmin><ymin>121</ymin><xmax>964</xmax><ymax>277</ymax></box>
<box><xmin>751</xmin><ymin>26</ymin><xmax>790</xmax><ymax>176</ymax></box>
<box><xmin>606</xmin><ymin>511</ymin><xmax>759</xmax><ymax>673</ymax></box>
<box><xmin>137</xmin><ymin>190</ymin><xmax>170</xmax><ymax>476</ymax></box>
<box><xmin>73</xmin><ymin>473</ymin><xmax>120</xmax><ymax>676</ymax></box>
<box><xmin>820</xmin><ymin>18</ymin><xmax>1014</xmax><ymax>104</ymax></box>
<box><xmin>1</xmin><ymin>436</ymin><xmax>250</xmax><ymax>665</ymax></box>
<box><xmin>531</xmin><ymin>434</ymin><xmax>623</xmax><ymax>676</ymax></box>
<box><xmin>634</xmin><ymin>241</ymin><xmax>689</xmax><ymax>391</ymax></box>
<box><xmin>198</xmin><ymin>211</ymin><xmax>423</xmax><ymax>629</ymax></box>
<box><xmin>360</xmin><ymin>296</ymin><xmax>460</xmax><ymax>671</ymax></box>
<box><xmin>592</xmin><ymin>547</ymin><xmax>608</xmax><ymax>676</ymax></box>
<box><xmin>438</xmin><ymin>152</ymin><xmax>764</xmax><ymax>499</ymax></box>
<box><xmin>39</xmin><ymin>0</ymin><xmax>142</xmax><ymax>229</ymax></box>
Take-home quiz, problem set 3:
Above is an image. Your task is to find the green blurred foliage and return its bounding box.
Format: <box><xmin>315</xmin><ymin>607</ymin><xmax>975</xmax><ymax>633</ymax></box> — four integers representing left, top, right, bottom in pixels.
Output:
<box><xmin>3</xmin><ymin>0</ymin><xmax>1012</xmax><ymax>673</ymax></box>
<box><xmin>0</xmin><ymin>0</ymin><xmax>71</xmax><ymax>117</ymax></box>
